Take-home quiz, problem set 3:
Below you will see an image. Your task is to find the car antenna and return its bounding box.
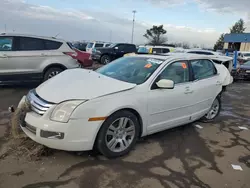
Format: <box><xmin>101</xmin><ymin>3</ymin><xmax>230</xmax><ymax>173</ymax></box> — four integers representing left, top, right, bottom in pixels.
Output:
<box><xmin>53</xmin><ymin>33</ymin><xmax>60</xmax><ymax>38</ymax></box>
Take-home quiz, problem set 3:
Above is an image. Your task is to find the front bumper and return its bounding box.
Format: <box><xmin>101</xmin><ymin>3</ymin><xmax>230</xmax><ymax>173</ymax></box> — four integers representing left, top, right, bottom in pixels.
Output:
<box><xmin>91</xmin><ymin>54</ymin><xmax>101</xmax><ymax>61</ymax></box>
<box><xmin>18</xmin><ymin>97</ymin><xmax>102</xmax><ymax>151</ymax></box>
<box><xmin>231</xmin><ymin>70</ymin><xmax>250</xmax><ymax>80</ymax></box>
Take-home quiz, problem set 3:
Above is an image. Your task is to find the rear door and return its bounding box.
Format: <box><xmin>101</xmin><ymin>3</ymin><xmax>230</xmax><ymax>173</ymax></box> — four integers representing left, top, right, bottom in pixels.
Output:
<box><xmin>189</xmin><ymin>59</ymin><xmax>222</xmax><ymax>120</ymax></box>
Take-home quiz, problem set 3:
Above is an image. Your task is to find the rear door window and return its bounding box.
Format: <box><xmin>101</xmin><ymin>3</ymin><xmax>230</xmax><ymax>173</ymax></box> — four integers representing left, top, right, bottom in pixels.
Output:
<box><xmin>190</xmin><ymin>59</ymin><xmax>217</xmax><ymax>80</ymax></box>
<box><xmin>0</xmin><ymin>37</ymin><xmax>13</xmax><ymax>51</ymax></box>
<box><xmin>162</xmin><ymin>48</ymin><xmax>170</xmax><ymax>53</ymax></box>
<box><xmin>45</xmin><ymin>40</ymin><xmax>62</xmax><ymax>50</ymax></box>
<box><xmin>17</xmin><ymin>37</ymin><xmax>45</xmax><ymax>51</ymax></box>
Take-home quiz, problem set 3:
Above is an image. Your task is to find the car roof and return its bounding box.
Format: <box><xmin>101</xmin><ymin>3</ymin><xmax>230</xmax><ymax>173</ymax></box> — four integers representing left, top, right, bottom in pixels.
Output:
<box><xmin>133</xmin><ymin>53</ymin><xmax>231</xmax><ymax>62</ymax></box>
<box><xmin>186</xmin><ymin>49</ymin><xmax>216</xmax><ymax>53</ymax></box>
<box><xmin>0</xmin><ymin>33</ymin><xmax>65</xmax><ymax>43</ymax></box>
<box><xmin>239</xmin><ymin>51</ymin><xmax>250</xmax><ymax>53</ymax></box>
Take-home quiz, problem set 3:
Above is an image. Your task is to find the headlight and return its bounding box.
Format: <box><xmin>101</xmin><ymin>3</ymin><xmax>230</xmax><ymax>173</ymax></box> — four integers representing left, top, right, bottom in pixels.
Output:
<box><xmin>50</xmin><ymin>100</ymin><xmax>85</xmax><ymax>123</ymax></box>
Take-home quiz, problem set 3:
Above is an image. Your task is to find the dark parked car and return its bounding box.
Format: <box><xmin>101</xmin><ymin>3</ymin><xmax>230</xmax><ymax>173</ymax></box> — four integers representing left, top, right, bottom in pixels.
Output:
<box><xmin>231</xmin><ymin>61</ymin><xmax>250</xmax><ymax>80</ymax></box>
<box><xmin>91</xmin><ymin>43</ymin><xmax>137</xmax><ymax>64</ymax></box>
<box><xmin>73</xmin><ymin>42</ymin><xmax>87</xmax><ymax>51</ymax></box>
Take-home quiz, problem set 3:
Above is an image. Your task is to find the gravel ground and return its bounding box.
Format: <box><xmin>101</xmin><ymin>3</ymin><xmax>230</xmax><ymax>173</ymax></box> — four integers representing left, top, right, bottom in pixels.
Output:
<box><xmin>0</xmin><ymin>81</ymin><xmax>250</xmax><ymax>188</ymax></box>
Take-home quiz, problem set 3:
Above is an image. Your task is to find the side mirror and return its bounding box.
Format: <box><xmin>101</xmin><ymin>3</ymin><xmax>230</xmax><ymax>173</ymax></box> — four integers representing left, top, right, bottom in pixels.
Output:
<box><xmin>114</xmin><ymin>47</ymin><xmax>119</xmax><ymax>50</ymax></box>
<box><xmin>156</xmin><ymin>79</ymin><xmax>174</xmax><ymax>89</ymax></box>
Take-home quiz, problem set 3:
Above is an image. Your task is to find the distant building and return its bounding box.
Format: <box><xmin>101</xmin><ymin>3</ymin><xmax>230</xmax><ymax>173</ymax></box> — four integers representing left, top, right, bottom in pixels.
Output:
<box><xmin>224</xmin><ymin>33</ymin><xmax>250</xmax><ymax>52</ymax></box>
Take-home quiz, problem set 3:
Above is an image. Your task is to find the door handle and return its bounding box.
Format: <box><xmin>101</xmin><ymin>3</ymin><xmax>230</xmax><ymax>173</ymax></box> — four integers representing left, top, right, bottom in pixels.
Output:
<box><xmin>184</xmin><ymin>89</ymin><xmax>194</xmax><ymax>94</ymax></box>
<box><xmin>0</xmin><ymin>54</ymin><xmax>8</xmax><ymax>58</ymax></box>
<box><xmin>216</xmin><ymin>81</ymin><xmax>222</xmax><ymax>86</ymax></box>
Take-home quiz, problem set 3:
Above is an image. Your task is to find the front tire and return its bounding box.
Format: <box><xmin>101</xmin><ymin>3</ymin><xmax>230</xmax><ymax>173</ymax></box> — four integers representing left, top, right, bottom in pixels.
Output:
<box><xmin>101</xmin><ymin>55</ymin><xmax>111</xmax><ymax>64</ymax></box>
<box><xmin>201</xmin><ymin>96</ymin><xmax>221</xmax><ymax>122</ymax></box>
<box><xmin>96</xmin><ymin>110</ymin><xmax>140</xmax><ymax>158</ymax></box>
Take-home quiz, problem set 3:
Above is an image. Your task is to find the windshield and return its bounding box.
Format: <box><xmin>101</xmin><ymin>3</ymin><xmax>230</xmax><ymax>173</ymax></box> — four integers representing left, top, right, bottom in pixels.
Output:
<box><xmin>244</xmin><ymin>61</ymin><xmax>250</xmax><ymax>65</ymax></box>
<box><xmin>108</xmin><ymin>43</ymin><xmax>117</xmax><ymax>48</ymax></box>
<box><xmin>243</xmin><ymin>53</ymin><xmax>250</xmax><ymax>57</ymax></box>
<box><xmin>96</xmin><ymin>56</ymin><xmax>163</xmax><ymax>84</ymax></box>
<box><xmin>87</xmin><ymin>43</ymin><xmax>94</xmax><ymax>48</ymax></box>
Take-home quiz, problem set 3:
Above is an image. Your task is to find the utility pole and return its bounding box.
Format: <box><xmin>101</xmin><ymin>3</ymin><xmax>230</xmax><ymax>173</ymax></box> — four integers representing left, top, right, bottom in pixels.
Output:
<box><xmin>4</xmin><ymin>24</ymin><xmax>6</xmax><ymax>33</ymax></box>
<box><xmin>131</xmin><ymin>10</ymin><xmax>137</xmax><ymax>44</ymax></box>
<box><xmin>109</xmin><ymin>30</ymin><xmax>112</xmax><ymax>43</ymax></box>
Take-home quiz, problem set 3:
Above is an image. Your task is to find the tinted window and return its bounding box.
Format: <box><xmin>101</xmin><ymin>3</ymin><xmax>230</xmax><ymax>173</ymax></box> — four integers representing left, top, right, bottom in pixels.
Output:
<box><xmin>0</xmin><ymin>37</ymin><xmax>13</xmax><ymax>51</ymax></box>
<box><xmin>104</xmin><ymin>43</ymin><xmax>111</xmax><ymax>47</ymax></box>
<box><xmin>243</xmin><ymin>53</ymin><xmax>250</xmax><ymax>57</ymax></box>
<box><xmin>188</xmin><ymin>51</ymin><xmax>213</xmax><ymax>55</ymax></box>
<box><xmin>158</xmin><ymin>61</ymin><xmax>189</xmax><ymax>84</ymax></box>
<box><xmin>96</xmin><ymin>57</ymin><xmax>163</xmax><ymax>84</ymax></box>
<box><xmin>152</xmin><ymin>48</ymin><xmax>162</xmax><ymax>54</ymax></box>
<box><xmin>95</xmin><ymin>43</ymin><xmax>104</xmax><ymax>48</ymax></box>
<box><xmin>197</xmin><ymin>51</ymin><xmax>213</xmax><ymax>55</ymax></box>
<box><xmin>45</xmin><ymin>40</ymin><xmax>62</xmax><ymax>50</ymax></box>
<box><xmin>18</xmin><ymin>37</ymin><xmax>45</xmax><ymax>51</ymax></box>
<box><xmin>162</xmin><ymin>48</ymin><xmax>170</xmax><ymax>53</ymax></box>
<box><xmin>191</xmin><ymin>59</ymin><xmax>217</xmax><ymax>80</ymax></box>
<box><xmin>126</xmin><ymin>44</ymin><xmax>136</xmax><ymax>52</ymax></box>
<box><xmin>116</xmin><ymin>44</ymin><xmax>126</xmax><ymax>50</ymax></box>
<box><xmin>187</xmin><ymin>51</ymin><xmax>197</xmax><ymax>54</ymax></box>
<box><xmin>66</xmin><ymin>42</ymin><xmax>74</xmax><ymax>49</ymax></box>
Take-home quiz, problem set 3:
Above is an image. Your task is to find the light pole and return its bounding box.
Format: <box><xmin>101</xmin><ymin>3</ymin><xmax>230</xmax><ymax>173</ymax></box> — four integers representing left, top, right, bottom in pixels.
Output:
<box><xmin>131</xmin><ymin>10</ymin><xmax>137</xmax><ymax>44</ymax></box>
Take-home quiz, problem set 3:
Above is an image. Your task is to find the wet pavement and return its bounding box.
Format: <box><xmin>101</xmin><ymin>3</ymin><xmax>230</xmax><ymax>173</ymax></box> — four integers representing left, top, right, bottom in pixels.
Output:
<box><xmin>0</xmin><ymin>82</ymin><xmax>250</xmax><ymax>188</ymax></box>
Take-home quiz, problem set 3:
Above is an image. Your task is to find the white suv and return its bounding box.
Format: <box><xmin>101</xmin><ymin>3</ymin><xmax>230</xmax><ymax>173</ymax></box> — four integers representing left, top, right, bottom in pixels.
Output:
<box><xmin>0</xmin><ymin>33</ymin><xmax>80</xmax><ymax>84</ymax></box>
<box><xmin>86</xmin><ymin>41</ymin><xmax>111</xmax><ymax>53</ymax></box>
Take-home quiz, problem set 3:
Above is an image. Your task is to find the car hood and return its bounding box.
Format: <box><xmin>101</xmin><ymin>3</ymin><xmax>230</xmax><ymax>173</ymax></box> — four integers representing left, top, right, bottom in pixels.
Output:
<box><xmin>36</xmin><ymin>69</ymin><xmax>136</xmax><ymax>103</ymax></box>
<box><xmin>240</xmin><ymin>65</ymin><xmax>250</xmax><ymax>70</ymax></box>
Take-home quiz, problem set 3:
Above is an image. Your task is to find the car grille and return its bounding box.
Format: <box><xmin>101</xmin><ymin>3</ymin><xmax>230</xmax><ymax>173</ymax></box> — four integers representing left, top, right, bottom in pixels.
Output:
<box><xmin>25</xmin><ymin>123</ymin><xmax>37</xmax><ymax>135</ymax></box>
<box><xmin>239</xmin><ymin>69</ymin><xmax>246</xmax><ymax>73</ymax></box>
<box><xmin>26</xmin><ymin>90</ymin><xmax>54</xmax><ymax>115</ymax></box>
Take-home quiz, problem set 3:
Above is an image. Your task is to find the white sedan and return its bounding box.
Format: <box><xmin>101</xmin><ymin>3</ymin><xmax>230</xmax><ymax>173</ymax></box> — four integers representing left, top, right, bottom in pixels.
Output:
<box><xmin>18</xmin><ymin>54</ymin><xmax>233</xmax><ymax>158</ymax></box>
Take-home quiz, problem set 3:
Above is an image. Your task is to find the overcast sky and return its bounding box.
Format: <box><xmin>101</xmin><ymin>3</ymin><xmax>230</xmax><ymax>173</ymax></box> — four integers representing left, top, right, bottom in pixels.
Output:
<box><xmin>1</xmin><ymin>0</ymin><xmax>250</xmax><ymax>47</ymax></box>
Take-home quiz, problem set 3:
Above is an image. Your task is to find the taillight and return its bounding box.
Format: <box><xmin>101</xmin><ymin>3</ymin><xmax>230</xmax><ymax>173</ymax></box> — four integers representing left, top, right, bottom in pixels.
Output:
<box><xmin>63</xmin><ymin>52</ymin><xmax>77</xmax><ymax>58</ymax></box>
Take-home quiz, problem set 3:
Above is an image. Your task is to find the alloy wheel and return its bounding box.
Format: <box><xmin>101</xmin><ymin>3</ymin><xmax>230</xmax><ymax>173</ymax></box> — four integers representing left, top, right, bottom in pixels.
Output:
<box><xmin>48</xmin><ymin>71</ymin><xmax>60</xmax><ymax>79</ymax></box>
<box><xmin>205</xmin><ymin>98</ymin><xmax>220</xmax><ymax>120</ymax></box>
<box><xmin>105</xmin><ymin>117</ymin><xmax>135</xmax><ymax>153</ymax></box>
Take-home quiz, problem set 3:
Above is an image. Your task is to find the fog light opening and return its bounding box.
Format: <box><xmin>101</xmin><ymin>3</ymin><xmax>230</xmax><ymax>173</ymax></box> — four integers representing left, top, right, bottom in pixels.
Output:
<box><xmin>40</xmin><ymin>130</ymin><xmax>64</xmax><ymax>139</ymax></box>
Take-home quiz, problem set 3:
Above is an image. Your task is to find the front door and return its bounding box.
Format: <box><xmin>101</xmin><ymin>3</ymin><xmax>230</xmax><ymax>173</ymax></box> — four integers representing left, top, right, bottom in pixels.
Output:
<box><xmin>0</xmin><ymin>36</ymin><xmax>15</xmax><ymax>82</ymax></box>
<box><xmin>147</xmin><ymin>61</ymin><xmax>195</xmax><ymax>134</ymax></box>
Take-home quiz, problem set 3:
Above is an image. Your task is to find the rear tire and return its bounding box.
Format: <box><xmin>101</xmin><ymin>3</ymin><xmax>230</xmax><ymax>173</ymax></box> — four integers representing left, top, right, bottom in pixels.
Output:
<box><xmin>101</xmin><ymin>55</ymin><xmax>111</xmax><ymax>64</ymax></box>
<box><xmin>201</xmin><ymin>96</ymin><xmax>221</xmax><ymax>122</ymax></box>
<box><xmin>96</xmin><ymin>110</ymin><xmax>140</xmax><ymax>158</ymax></box>
<box><xmin>43</xmin><ymin>67</ymin><xmax>63</xmax><ymax>81</ymax></box>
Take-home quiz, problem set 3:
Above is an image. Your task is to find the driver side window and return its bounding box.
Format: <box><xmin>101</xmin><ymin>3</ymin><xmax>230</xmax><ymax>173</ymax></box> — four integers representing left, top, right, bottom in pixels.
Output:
<box><xmin>157</xmin><ymin>61</ymin><xmax>190</xmax><ymax>84</ymax></box>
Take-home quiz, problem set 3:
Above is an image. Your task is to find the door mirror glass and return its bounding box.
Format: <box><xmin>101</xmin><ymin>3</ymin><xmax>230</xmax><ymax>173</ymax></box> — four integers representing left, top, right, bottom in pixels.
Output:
<box><xmin>156</xmin><ymin>79</ymin><xmax>174</xmax><ymax>89</ymax></box>
<box><xmin>114</xmin><ymin>46</ymin><xmax>119</xmax><ymax>50</ymax></box>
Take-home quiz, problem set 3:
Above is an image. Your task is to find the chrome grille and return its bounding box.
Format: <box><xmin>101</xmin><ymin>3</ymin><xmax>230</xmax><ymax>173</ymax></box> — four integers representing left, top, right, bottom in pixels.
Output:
<box><xmin>26</xmin><ymin>90</ymin><xmax>54</xmax><ymax>115</ymax></box>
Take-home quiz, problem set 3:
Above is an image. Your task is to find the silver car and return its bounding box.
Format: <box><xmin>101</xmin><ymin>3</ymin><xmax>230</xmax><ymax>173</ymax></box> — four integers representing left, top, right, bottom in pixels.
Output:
<box><xmin>0</xmin><ymin>33</ymin><xmax>80</xmax><ymax>84</ymax></box>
